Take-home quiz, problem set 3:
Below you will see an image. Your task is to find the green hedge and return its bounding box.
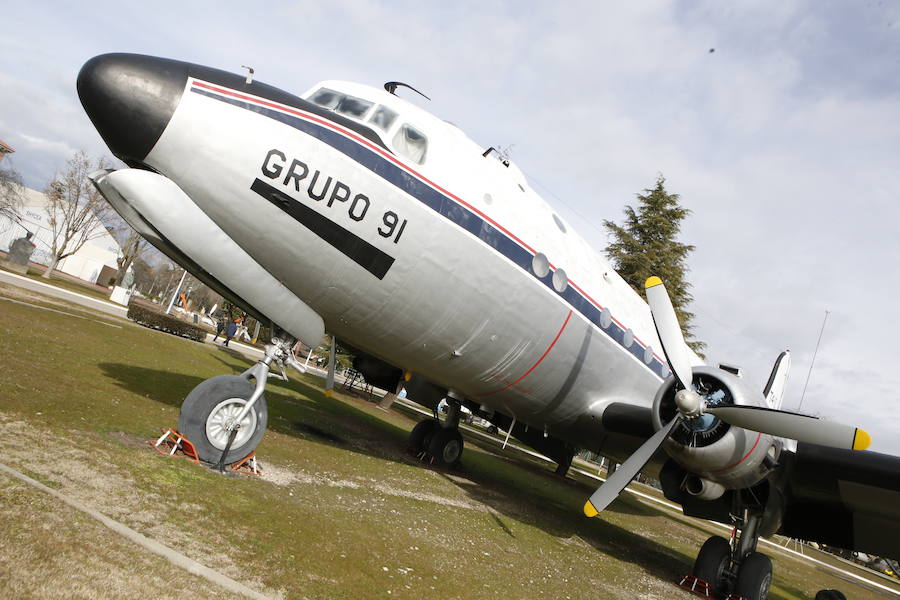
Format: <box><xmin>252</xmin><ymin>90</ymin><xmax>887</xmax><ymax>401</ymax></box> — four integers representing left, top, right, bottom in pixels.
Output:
<box><xmin>127</xmin><ymin>302</ymin><xmax>207</xmax><ymax>342</ymax></box>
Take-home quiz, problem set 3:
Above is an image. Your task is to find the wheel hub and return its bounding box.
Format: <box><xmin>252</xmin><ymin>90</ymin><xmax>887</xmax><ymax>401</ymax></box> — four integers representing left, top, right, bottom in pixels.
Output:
<box><xmin>205</xmin><ymin>398</ymin><xmax>258</xmax><ymax>451</ymax></box>
<box><xmin>443</xmin><ymin>439</ymin><xmax>461</xmax><ymax>463</ymax></box>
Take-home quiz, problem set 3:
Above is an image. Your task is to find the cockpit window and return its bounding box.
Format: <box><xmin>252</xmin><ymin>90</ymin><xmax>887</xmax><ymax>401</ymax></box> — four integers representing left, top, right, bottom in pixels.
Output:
<box><xmin>309</xmin><ymin>87</ymin><xmax>374</xmax><ymax>119</ymax></box>
<box><xmin>369</xmin><ymin>106</ymin><xmax>398</xmax><ymax>131</ymax></box>
<box><xmin>309</xmin><ymin>88</ymin><xmax>342</xmax><ymax>109</ymax></box>
<box><xmin>392</xmin><ymin>124</ymin><xmax>428</xmax><ymax>164</ymax></box>
<box><xmin>336</xmin><ymin>96</ymin><xmax>373</xmax><ymax>118</ymax></box>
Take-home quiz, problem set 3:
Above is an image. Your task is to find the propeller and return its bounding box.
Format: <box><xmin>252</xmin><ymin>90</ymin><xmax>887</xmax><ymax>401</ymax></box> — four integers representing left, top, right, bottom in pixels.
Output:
<box><xmin>583</xmin><ymin>276</ymin><xmax>871</xmax><ymax>518</ymax></box>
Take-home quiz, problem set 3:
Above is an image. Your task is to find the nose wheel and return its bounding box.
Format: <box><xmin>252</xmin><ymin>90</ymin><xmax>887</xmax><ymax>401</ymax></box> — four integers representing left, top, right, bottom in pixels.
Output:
<box><xmin>177</xmin><ymin>336</ymin><xmax>308</xmax><ymax>466</ymax></box>
<box><xmin>178</xmin><ymin>375</ymin><xmax>268</xmax><ymax>464</ymax></box>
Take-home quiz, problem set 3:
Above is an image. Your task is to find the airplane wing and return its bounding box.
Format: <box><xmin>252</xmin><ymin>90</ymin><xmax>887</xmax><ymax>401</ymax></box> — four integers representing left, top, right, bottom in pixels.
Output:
<box><xmin>780</xmin><ymin>443</ymin><xmax>900</xmax><ymax>561</ymax></box>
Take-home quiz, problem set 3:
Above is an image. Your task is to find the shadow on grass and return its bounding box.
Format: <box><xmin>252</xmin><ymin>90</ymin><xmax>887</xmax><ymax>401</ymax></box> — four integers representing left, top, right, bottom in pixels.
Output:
<box><xmin>97</xmin><ymin>362</ymin><xmax>420</xmax><ymax>470</ymax></box>
<box><xmin>96</xmin><ymin>360</ymin><xmax>721</xmax><ymax>591</ymax></box>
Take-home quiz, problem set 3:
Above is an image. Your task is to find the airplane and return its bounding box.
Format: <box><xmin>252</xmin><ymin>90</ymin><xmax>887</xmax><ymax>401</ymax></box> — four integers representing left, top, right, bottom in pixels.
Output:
<box><xmin>76</xmin><ymin>53</ymin><xmax>900</xmax><ymax>600</ymax></box>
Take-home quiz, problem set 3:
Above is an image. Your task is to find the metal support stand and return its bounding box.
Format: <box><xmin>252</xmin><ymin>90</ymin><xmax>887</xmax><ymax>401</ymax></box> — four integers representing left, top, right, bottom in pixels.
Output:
<box><xmin>678</xmin><ymin>574</ymin><xmax>713</xmax><ymax>598</ymax></box>
<box><xmin>502</xmin><ymin>416</ymin><xmax>516</xmax><ymax>449</ymax></box>
<box><xmin>149</xmin><ymin>428</ymin><xmax>199</xmax><ymax>463</ymax></box>
<box><xmin>325</xmin><ymin>335</ymin><xmax>336</xmax><ymax>397</ymax></box>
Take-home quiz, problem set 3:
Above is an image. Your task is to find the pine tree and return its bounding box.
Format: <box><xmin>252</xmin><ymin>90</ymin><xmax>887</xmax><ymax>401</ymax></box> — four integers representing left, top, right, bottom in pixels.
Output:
<box><xmin>603</xmin><ymin>175</ymin><xmax>706</xmax><ymax>356</ymax></box>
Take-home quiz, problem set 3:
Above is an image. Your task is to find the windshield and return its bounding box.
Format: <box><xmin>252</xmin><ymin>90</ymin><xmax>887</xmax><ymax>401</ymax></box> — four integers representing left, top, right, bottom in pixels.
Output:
<box><xmin>309</xmin><ymin>87</ymin><xmax>374</xmax><ymax>119</ymax></box>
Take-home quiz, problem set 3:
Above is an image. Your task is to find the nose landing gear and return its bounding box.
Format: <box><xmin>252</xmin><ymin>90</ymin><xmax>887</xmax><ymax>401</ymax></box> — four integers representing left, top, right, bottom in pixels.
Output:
<box><xmin>178</xmin><ymin>336</ymin><xmax>305</xmax><ymax>466</ymax></box>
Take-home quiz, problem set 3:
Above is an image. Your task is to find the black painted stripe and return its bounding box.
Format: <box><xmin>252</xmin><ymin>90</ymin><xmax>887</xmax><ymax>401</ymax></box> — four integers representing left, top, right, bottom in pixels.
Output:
<box><xmin>250</xmin><ymin>178</ymin><xmax>395</xmax><ymax>280</ymax></box>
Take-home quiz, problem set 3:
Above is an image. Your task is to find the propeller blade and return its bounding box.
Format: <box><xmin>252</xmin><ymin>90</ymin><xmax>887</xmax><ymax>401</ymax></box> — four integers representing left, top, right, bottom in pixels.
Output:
<box><xmin>584</xmin><ymin>417</ymin><xmax>681</xmax><ymax>517</ymax></box>
<box><xmin>706</xmin><ymin>405</ymin><xmax>871</xmax><ymax>450</ymax></box>
<box><xmin>645</xmin><ymin>276</ymin><xmax>693</xmax><ymax>389</ymax></box>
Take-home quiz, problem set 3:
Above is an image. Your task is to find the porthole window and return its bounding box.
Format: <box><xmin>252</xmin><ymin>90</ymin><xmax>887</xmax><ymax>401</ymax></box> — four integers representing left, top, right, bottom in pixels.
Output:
<box><xmin>623</xmin><ymin>328</ymin><xmax>634</xmax><ymax>348</ymax></box>
<box><xmin>392</xmin><ymin>123</ymin><xmax>428</xmax><ymax>164</ymax></box>
<box><xmin>483</xmin><ymin>192</ymin><xmax>493</xmax><ymax>205</ymax></box>
<box><xmin>532</xmin><ymin>253</ymin><xmax>550</xmax><ymax>278</ymax></box>
<box><xmin>643</xmin><ymin>346</ymin><xmax>654</xmax><ymax>364</ymax></box>
<box><xmin>600</xmin><ymin>307</ymin><xmax>612</xmax><ymax>329</ymax></box>
<box><xmin>552</xmin><ymin>268</ymin><xmax>568</xmax><ymax>293</ymax></box>
<box><xmin>661</xmin><ymin>365</ymin><xmax>671</xmax><ymax>379</ymax></box>
<box><xmin>552</xmin><ymin>214</ymin><xmax>567</xmax><ymax>233</ymax></box>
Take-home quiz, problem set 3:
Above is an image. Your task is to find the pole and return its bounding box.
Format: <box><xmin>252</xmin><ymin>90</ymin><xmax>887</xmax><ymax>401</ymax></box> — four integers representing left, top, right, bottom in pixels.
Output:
<box><xmin>165</xmin><ymin>270</ymin><xmax>187</xmax><ymax>315</ymax></box>
<box><xmin>324</xmin><ymin>335</ymin><xmax>337</xmax><ymax>397</ymax></box>
<box><xmin>798</xmin><ymin>310</ymin><xmax>830</xmax><ymax>411</ymax></box>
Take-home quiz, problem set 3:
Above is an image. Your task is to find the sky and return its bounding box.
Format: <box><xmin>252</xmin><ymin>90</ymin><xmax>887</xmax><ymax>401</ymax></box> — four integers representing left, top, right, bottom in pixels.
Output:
<box><xmin>3</xmin><ymin>1</ymin><xmax>899</xmax><ymax>453</ymax></box>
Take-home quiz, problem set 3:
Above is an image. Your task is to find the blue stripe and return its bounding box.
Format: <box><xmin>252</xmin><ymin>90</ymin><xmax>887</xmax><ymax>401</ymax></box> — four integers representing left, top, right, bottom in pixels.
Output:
<box><xmin>192</xmin><ymin>86</ymin><xmax>667</xmax><ymax>380</ymax></box>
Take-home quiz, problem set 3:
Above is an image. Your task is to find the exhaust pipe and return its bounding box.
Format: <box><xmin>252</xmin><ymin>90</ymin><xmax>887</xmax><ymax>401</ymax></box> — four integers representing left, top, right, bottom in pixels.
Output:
<box><xmin>684</xmin><ymin>474</ymin><xmax>726</xmax><ymax>501</ymax></box>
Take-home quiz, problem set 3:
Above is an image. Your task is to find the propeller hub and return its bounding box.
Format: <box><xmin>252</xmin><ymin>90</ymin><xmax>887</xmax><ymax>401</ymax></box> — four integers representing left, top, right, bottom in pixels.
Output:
<box><xmin>675</xmin><ymin>389</ymin><xmax>704</xmax><ymax>418</ymax></box>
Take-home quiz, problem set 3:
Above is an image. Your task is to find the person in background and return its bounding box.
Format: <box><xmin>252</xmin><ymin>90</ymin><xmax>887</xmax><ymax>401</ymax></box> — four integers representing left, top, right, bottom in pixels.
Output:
<box><xmin>212</xmin><ymin>313</ymin><xmax>227</xmax><ymax>342</ymax></box>
<box><xmin>223</xmin><ymin>316</ymin><xmax>243</xmax><ymax>347</ymax></box>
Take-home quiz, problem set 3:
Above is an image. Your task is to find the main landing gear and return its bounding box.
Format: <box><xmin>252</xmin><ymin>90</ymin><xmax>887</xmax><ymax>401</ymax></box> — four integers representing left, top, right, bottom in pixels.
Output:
<box><xmin>687</xmin><ymin>510</ymin><xmax>772</xmax><ymax>600</ymax></box>
<box><xmin>408</xmin><ymin>397</ymin><xmax>464</xmax><ymax>467</ymax></box>
<box><xmin>179</xmin><ymin>336</ymin><xmax>304</xmax><ymax>467</ymax></box>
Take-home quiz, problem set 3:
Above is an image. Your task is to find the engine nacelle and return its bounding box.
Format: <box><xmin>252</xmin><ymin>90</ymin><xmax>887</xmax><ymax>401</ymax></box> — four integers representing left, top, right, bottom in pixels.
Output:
<box><xmin>651</xmin><ymin>365</ymin><xmax>776</xmax><ymax>491</ymax></box>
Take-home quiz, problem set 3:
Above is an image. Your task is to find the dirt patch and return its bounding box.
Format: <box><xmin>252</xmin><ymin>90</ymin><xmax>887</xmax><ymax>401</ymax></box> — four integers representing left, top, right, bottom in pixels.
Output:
<box><xmin>0</xmin><ymin>413</ymin><xmax>283</xmax><ymax>599</ymax></box>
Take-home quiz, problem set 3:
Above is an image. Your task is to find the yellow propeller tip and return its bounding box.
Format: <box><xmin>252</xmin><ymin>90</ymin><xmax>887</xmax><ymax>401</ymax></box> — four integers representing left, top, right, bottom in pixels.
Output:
<box><xmin>583</xmin><ymin>500</ymin><xmax>599</xmax><ymax>518</ymax></box>
<box><xmin>645</xmin><ymin>276</ymin><xmax>663</xmax><ymax>289</ymax></box>
<box><xmin>853</xmin><ymin>428</ymin><xmax>871</xmax><ymax>451</ymax></box>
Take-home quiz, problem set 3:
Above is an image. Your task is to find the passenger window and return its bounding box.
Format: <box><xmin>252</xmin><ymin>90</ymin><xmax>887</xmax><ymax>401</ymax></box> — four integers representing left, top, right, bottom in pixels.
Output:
<box><xmin>369</xmin><ymin>106</ymin><xmax>398</xmax><ymax>131</ymax></box>
<box><xmin>392</xmin><ymin>124</ymin><xmax>428</xmax><ymax>164</ymax></box>
<box><xmin>309</xmin><ymin>88</ymin><xmax>342</xmax><ymax>109</ymax></box>
<box><xmin>336</xmin><ymin>96</ymin><xmax>373</xmax><ymax>118</ymax></box>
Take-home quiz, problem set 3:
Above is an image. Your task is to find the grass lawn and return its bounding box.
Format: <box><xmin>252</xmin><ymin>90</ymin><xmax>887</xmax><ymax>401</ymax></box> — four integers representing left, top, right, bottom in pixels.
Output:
<box><xmin>0</xmin><ymin>283</ymin><xmax>895</xmax><ymax>600</ymax></box>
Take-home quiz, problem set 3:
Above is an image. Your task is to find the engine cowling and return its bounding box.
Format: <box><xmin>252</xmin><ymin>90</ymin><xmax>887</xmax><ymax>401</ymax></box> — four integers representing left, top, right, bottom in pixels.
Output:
<box><xmin>651</xmin><ymin>365</ymin><xmax>777</xmax><ymax>493</ymax></box>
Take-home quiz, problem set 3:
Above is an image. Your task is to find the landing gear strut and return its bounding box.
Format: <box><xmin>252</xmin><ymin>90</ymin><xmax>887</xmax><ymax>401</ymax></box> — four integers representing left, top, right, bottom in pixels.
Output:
<box><xmin>178</xmin><ymin>336</ymin><xmax>305</xmax><ymax>466</ymax></box>
<box><xmin>689</xmin><ymin>510</ymin><xmax>772</xmax><ymax>600</ymax></box>
<box><xmin>408</xmin><ymin>396</ymin><xmax>464</xmax><ymax>467</ymax></box>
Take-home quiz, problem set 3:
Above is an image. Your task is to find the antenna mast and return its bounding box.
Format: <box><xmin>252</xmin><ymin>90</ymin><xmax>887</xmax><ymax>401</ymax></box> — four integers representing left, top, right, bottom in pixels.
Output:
<box><xmin>798</xmin><ymin>310</ymin><xmax>830</xmax><ymax>411</ymax></box>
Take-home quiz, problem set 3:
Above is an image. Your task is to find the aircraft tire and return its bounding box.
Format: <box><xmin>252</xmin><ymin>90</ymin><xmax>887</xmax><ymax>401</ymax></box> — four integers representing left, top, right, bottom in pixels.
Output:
<box><xmin>178</xmin><ymin>375</ymin><xmax>268</xmax><ymax>464</ymax></box>
<box><xmin>427</xmin><ymin>427</ymin><xmax>464</xmax><ymax>467</ymax></box>
<box><xmin>814</xmin><ymin>591</ymin><xmax>847</xmax><ymax>600</ymax></box>
<box><xmin>734</xmin><ymin>551</ymin><xmax>773</xmax><ymax>600</ymax></box>
<box><xmin>409</xmin><ymin>419</ymin><xmax>438</xmax><ymax>452</ymax></box>
<box><xmin>692</xmin><ymin>535</ymin><xmax>731</xmax><ymax>593</ymax></box>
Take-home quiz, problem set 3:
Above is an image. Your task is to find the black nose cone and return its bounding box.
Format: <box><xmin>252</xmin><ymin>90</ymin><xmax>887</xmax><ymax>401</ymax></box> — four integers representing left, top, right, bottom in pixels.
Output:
<box><xmin>77</xmin><ymin>53</ymin><xmax>188</xmax><ymax>165</ymax></box>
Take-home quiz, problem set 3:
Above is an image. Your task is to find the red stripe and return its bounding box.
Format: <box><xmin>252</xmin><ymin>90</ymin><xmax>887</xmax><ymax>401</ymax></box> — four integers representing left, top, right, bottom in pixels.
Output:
<box><xmin>475</xmin><ymin>311</ymin><xmax>572</xmax><ymax>398</ymax></box>
<box><xmin>711</xmin><ymin>432</ymin><xmax>762</xmax><ymax>473</ymax></box>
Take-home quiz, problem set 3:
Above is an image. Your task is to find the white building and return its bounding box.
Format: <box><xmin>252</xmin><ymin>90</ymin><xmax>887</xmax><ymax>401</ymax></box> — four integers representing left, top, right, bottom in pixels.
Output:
<box><xmin>0</xmin><ymin>186</ymin><xmax>121</xmax><ymax>285</ymax></box>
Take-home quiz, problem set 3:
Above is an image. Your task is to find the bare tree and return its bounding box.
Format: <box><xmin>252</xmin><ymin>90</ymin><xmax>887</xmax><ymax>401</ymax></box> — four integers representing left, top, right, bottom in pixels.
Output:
<box><xmin>0</xmin><ymin>162</ymin><xmax>25</xmax><ymax>224</ymax></box>
<box><xmin>41</xmin><ymin>151</ymin><xmax>114</xmax><ymax>279</ymax></box>
<box><xmin>109</xmin><ymin>215</ymin><xmax>149</xmax><ymax>285</ymax></box>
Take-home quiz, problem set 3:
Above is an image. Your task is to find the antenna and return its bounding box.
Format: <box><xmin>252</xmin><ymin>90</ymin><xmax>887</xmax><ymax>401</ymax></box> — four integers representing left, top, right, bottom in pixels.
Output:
<box><xmin>798</xmin><ymin>310</ymin><xmax>830</xmax><ymax>411</ymax></box>
<box><xmin>384</xmin><ymin>81</ymin><xmax>431</xmax><ymax>101</ymax></box>
<box><xmin>241</xmin><ymin>65</ymin><xmax>255</xmax><ymax>85</ymax></box>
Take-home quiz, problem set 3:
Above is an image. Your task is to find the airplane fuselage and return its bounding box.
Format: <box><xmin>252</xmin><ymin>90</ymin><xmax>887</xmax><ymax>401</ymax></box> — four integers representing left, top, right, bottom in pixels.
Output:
<box><xmin>140</xmin><ymin>73</ymin><xmax>679</xmax><ymax>456</ymax></box>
